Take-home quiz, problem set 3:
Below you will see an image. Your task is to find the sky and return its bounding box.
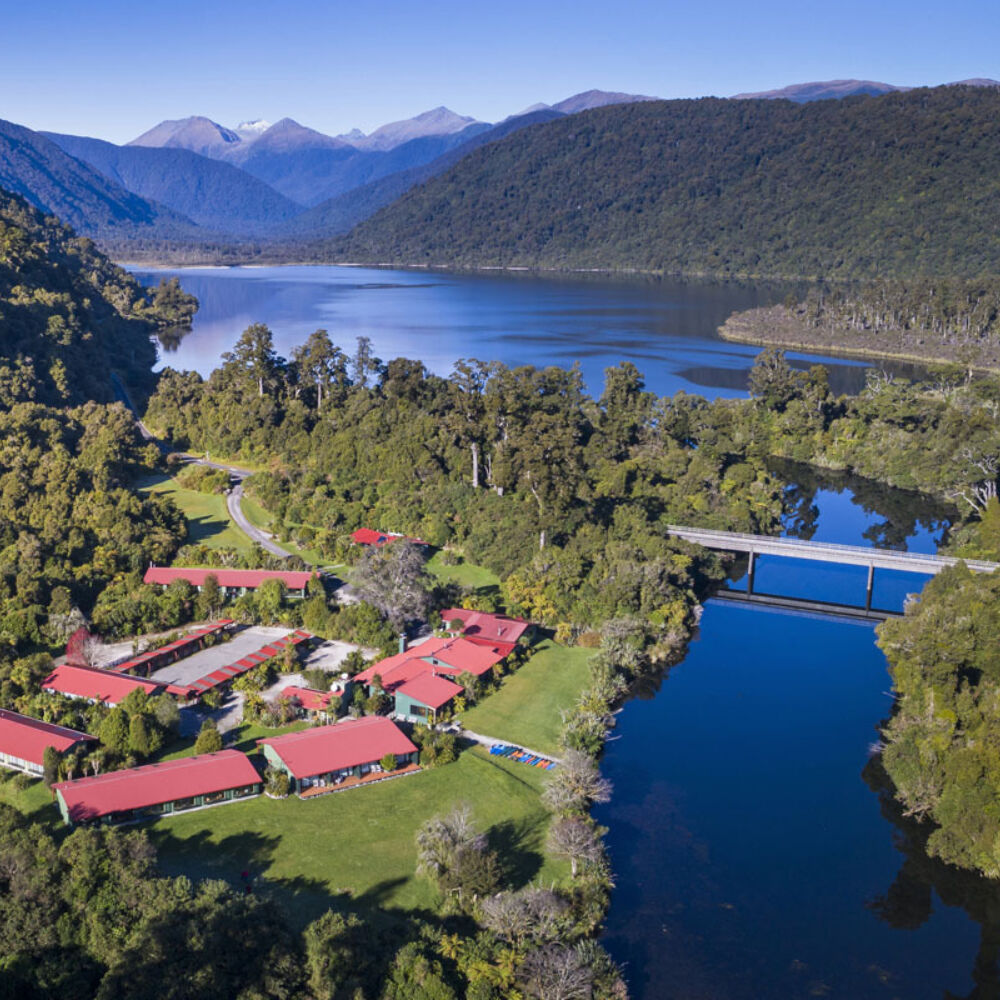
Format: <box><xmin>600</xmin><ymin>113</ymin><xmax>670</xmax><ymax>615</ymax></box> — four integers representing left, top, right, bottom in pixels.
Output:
<box><xmin>4</xmin><ymin>0</ymin><xmax>999</xmax><ymax>143</ymax></box>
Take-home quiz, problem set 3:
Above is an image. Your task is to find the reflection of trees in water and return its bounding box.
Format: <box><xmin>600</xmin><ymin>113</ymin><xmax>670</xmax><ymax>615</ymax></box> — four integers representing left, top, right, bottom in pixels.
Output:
<box><xmin>769</xmin><ymin>458</ymin><xmax>956</xmax><ymax>550</ymax></box>
<box><xmin>864</xmin><ymin>757</ymin><xmax>1000</xmax><ymax>1000</ymax></box>
<box><xmin>157</xmin><ymin>326</ymin><xmax>191</xmax><ymax>353</ymax></box>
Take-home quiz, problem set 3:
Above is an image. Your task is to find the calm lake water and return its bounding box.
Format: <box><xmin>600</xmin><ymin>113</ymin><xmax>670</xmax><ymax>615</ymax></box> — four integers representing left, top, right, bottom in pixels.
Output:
<box><xmin>132</xmin><ymin>265</ymin><xmax>984</xmax><ymax>998</ymax></box>
<box><xmin>133</xmin><ymin>265</ymin><xmax>923</xmax><ymax>399</ymax></box>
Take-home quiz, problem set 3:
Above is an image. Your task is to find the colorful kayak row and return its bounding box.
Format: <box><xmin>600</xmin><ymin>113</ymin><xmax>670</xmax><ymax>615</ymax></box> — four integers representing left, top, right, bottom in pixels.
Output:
<box><xmin>489</xmin><ymin>743</ymin><xmax>557</xmax><ymax>770</ymax></box>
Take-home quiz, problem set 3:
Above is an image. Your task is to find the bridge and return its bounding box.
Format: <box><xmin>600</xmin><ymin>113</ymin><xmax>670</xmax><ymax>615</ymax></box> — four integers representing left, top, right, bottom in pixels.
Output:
<box><xmin>668</xmin><ymin>525</ymin><xmax>1000</xmax><ymax>617</ymax></box>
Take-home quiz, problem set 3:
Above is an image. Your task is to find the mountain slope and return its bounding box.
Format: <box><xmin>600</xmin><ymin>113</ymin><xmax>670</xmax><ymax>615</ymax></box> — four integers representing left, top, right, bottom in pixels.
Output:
<box><xmin>550</xmin><ymin>89</ymin><xmax>658</xmax><ymax>112</ymax></box>
<box><xmin>351</xmin><ymin>106</ymin><xmax>483</xmax><ymax>151</ymax></box>
<box><xmin>0</xmin><ymin>119</ymin><xmax>199</xmax><ymax>239</ymax></box>
<box><xmin>332</xmin><ymin>86</ymin><xmax>1000</xmax><ymax>279</ymax></box>
<box><xmin>279</xmin><ymin>109</ymin><xmax>565</xmax><ymax>237</ymax></box>
<box><xmin>129</xmin><ymin>115</ymin><xmax>242</xmax><ymax>156</ymax></box>
<box><xmin>44</xmin><ymin>132</ymin><xmax>304</xmax><ymax>233</ymax></box>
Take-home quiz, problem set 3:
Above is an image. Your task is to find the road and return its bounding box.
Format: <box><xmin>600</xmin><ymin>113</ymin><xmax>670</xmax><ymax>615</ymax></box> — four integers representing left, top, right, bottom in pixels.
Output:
<box><xmin>111</xmin><ymin>372</ymin><xmax>290</xmax><ymax>559</ymax></box>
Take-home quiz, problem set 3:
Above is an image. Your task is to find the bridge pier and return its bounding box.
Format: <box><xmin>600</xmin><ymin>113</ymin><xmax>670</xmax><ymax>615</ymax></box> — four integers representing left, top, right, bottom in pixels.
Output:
<box><xmin>865</xmin><ymin>563</ymin><xmax>874</xmax><ymax>612</ymax></box>
<box><xmin>747</xmin><ymin>550</ymin><xmax>756</xmax><ymax>597</ymax></box>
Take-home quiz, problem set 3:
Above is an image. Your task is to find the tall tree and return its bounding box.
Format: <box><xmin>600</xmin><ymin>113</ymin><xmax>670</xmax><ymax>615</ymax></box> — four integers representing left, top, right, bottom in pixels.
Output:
<box><xmin>221</xmin><ymin>323</ymin><xmax>285</xmax><ymax>398</ymax></box>
<box><xmin>291</xmin><ymin>329</ymin><xmax>349</xmax><ymax>412</ymax></box>
<box><xmin>352</xmin><ymin>542</ymin><xmax>431</xmax><ymax>631</ymax></box>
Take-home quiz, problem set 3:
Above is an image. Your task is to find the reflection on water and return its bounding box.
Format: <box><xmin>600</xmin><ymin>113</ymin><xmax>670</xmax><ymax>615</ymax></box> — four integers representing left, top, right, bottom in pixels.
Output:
<box><xmin>598</xmin><ymin>481</ymin><xmax>990</xmax><ymax>1000</ymax></box>
<box><xmin>156</xmin><ymin>326</ymin><xmax>193</xmax><ymax>353</ymax></box>
<box><xmin>130</xmin><ymin>266</ymin><xmax>926</xmax><ymax>400</ymax></box>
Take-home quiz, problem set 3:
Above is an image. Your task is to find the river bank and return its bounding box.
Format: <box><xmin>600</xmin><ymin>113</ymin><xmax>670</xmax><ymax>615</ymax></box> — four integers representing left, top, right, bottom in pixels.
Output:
<box><xmin>719</xmin><ymin>304</ymin><xmax>1000</xmax><ymax>371</ymax></box>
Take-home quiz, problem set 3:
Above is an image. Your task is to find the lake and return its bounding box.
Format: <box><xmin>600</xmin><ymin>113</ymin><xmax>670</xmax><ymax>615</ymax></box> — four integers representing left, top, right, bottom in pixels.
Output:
<box><xmin>132</xmin><ymin>265</ymin><xmax>923</xmax><ymax>399</ymax></box>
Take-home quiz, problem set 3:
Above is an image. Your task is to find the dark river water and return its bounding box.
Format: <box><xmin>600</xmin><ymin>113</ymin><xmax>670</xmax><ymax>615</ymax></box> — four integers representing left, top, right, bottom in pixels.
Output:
<box><xmin>132</xmin><ymin>266</ymin><xmax>989</xmax><ymax>999</ymax></box>
<box><xmin>133</xmin><ymin>265</ymin><xmax>925</xmax><ymax>399</ymax></box>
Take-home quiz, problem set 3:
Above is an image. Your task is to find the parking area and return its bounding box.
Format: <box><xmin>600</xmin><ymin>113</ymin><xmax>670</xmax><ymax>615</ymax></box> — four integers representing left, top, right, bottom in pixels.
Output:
<box><xmin>149</xmin><ymin>626</ymin><xmax>293</xmax><ymax>687</ymax></box>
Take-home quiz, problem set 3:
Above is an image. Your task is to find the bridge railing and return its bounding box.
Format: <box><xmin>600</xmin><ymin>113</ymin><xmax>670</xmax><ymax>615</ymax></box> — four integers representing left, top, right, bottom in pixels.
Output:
<box><xmin>665</xmin><ymin>525</ymin><xmax>999</xmax><ymax>572</ymax></box>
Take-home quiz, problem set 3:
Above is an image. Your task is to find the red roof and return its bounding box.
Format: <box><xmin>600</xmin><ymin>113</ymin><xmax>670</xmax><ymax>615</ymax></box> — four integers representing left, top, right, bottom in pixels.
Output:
<box><xmin>355</xmin><ymin>636</ymin><xmax>452</xmax><ymax>686</ymax></box>
<box><xmin>112</xmin><ymin>620</ymin><xmax>232</xmax><ymax>673</ymax></box>
<box><xmin>54</xmin><ymin>750</ymin><xmax>260</xmax><ymax>822</ymax></box>
<box><xmin>351</xmin><ymin>529</ymin><xmax>427</xmax><ymax>547</ymax></box>
<box><xmin>396</xmin><ymin>673</ymin><xmax>463</xmax><ymax>710</ymax></box>
<box><xmin>280</xmin><ymin>686</ymin><xmax>335</xmax><ymax>712</ymax></box>
<box><xmin>258</xmin><ymin>716</ymin><xmax>417</xmax><ymax>779</ymax></box>
<box><xmin>43</xmin><ymin>663</ymin><xmax>165</xmax><ymax>706</ymax></box>
<box><xmin>0</xmin><ymin>709</ymin><xmax>95</xmax><ymax>768</ymax></box>
<box><xmin>181</xmin><ymin>630</ymin><xmax>313</xmax><ymax>695</ymax></box>
<box><xmin>355</xmin><ymin>635</ymin><xmax>509</xmax><ymax>690</ymax></box>
<box><xmin>441</xmin><ymin>608</ymin><xmax>531</xmax><ymax>645</ymax></box>
<box><xmin>420</xmin><ymin>637</ymin><xmax>509</xmax><ymax>677</ymax></box>
<box><xmin>144</xmin><ymin>567</ymin><xmax>315</xmax><ymax>589</ymax></box>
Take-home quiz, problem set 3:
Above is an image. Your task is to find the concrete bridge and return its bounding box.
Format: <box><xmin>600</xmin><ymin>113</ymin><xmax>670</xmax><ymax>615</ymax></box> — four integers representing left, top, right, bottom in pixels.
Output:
<box><xmin>668</xmin><ymin>524</ymin><xmax>1000</xmax><ymax>615</ymax></box>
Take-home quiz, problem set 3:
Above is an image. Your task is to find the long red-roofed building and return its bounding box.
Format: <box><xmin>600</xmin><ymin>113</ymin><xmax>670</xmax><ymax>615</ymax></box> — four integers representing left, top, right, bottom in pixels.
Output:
<box><xmin>43</xmin><ymin>663</ymin><xmax>167</xmax><ymax>707</ymax></box>
<box><xmin>0</xmin><ymin>709</ymin><xmax>96</xmax><ymax>776</ymax></box>
<box><xmin>259</xmin><ymin>716</ymin><xmax>419</xmax><ymax>794</ymax></box>
<box><xmin>144</xmin><ymin>567</ymin><xmax>315</xmax><ymax>599</ymax></box>
<box><xmin>111</xmin><ymin>620</ymin><xmax>234</xmax><ymax>676</ymax></box>
<box><xmin>53</xmin><ymin>750</ymin><xmax>262</xmax><ymax>825</ymax></box>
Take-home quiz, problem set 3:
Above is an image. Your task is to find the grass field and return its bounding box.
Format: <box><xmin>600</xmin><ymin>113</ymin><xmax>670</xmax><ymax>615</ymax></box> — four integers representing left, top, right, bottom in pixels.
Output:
<box><xmin>460</xmin><ymin>640</ymin><xmax>596</xmax><ymax>756</ymax></box>
<box><xmin>0</xmin><ymin>771</ymin><xmax>59</xmax><ymax>825</ymax></box>
<box><xmin>426</xmin><ymin>551</ymin><xmax>501</xmax><ymax>591</ymax></box>
<box><xmin>137</xmin><ymin>473</ymin><xmax>253</xmax><ymax>552</ymax></box>
<box><xmin>151</xmin><ymin>744</ymin><xmax>564</xmax><ymax>927</ymax></box>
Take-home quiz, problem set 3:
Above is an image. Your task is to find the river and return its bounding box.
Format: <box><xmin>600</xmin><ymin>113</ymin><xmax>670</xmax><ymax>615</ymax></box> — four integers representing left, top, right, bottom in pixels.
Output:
<box><xmin>132</xmin><ymin>265</ymin><xmax>989</xmax><ymax>999</ymax></box>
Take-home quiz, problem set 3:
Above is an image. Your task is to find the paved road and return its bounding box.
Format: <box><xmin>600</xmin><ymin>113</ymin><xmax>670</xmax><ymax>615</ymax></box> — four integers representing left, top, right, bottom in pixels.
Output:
<box><xmin>111</xmin><ymin>373</ymin><xmax>290</xmax><ymax>559</ymax></box>
<box><xmin>226</xmin><ymin>480</ymin><xmax>290</xmax><ymax>558</ymax></box>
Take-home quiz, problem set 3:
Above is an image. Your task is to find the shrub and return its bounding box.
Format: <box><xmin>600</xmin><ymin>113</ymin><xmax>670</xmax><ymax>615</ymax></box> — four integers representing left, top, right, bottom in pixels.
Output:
<box><xmin>266</xmin><ymin>767</ymin><xmax>290</xmax><ymax>798</ymax></box>
<box><xmin>379</xmin><ymin>753</ymin><xmax>398</xmax><ymax>773</ymax></box>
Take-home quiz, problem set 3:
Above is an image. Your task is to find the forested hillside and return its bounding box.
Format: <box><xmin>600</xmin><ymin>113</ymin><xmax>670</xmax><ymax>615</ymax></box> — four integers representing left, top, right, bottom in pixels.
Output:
<box><xmin>333</xmin><ymin>86</ymin><xmax>1000</xmax><ymax>279</ymax></box>
<box><xmin>0</xmin><ymin>188</ymin><xmax>196</xmax><ymax>405</ymax></box>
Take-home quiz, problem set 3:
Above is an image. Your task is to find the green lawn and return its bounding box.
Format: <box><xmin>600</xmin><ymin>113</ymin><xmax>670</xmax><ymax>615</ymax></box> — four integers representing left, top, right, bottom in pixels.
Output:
<box><xmin>0</xmin><ymin>771</ymin><xmax>61</xmax><ymax>826</ymax></box>
<box><xmin>155</xmin><ymin>721</ymin><xmax>311</xmax><ymax>763</ymax></box>
<box><xmin>426</xmin><ymin>551</ymin><xmax>501</xmax><ymax>591</ymax></box>
<box><xmin>151</xmin><ymin>745</ymin><xmax>564</xmax><ymax>927</ymax></box>
<box><xmin>460</xmin><ymin>640</ymin><xmax>596</xmax><ymax>756</ymax></box>
<box><xmin>137</xmin><ymin>473</ymin><xmax>253</xmax><ymax>552</ymax></box>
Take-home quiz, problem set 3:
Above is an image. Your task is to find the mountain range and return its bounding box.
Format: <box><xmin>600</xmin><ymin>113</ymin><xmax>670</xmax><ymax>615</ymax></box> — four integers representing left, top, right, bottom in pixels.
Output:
<box><xmin>3</xmin><ymin>78</ymin><xmax>999</xmax><ymax>257</ymax></box>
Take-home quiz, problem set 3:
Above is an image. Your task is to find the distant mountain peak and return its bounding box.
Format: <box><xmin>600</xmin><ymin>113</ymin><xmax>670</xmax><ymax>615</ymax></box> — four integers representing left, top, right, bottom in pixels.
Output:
<box><xmin>732</xmin><ymin>79</ymin><xmax>907</xmax><ymax>102</ymax></box>
<box><xmin>128</xmin><ymin>116</ymin><xmax>242</xmax><ymax>156</ymax></box>
<box><xmin>550</xmin><ymin>90</ymin><xmax>659</xmax><ymax>114</ymax></box>
<box><xmin>354</xmin><ymin>107</ymin><xmax>483</xmax><ymax>152</ymax></box>
<box><xmin>235</xmin><ymin>119</ymin><xmax>271</xmax><ymax>137</ymax></box>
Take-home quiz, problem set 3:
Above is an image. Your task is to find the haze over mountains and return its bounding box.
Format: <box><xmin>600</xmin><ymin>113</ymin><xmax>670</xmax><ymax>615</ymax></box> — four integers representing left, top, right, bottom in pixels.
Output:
<box><xmin>2</xmin><ymin>78</ymin><xmax>999</xmax><ymax>258</ymax></box>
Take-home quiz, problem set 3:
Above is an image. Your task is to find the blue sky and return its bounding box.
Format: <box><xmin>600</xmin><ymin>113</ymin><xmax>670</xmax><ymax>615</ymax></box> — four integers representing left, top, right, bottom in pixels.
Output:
<box><xmin>5</xmin><ymin>0</ymin><xmax>999</xmax><ymax>143</ymax></box>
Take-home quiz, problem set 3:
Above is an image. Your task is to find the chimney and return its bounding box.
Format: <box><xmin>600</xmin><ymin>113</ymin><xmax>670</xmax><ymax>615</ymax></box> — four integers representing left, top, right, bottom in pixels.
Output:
<box><xmin>398</xmin><ymin>633</ymin><xmax>407</xmax><ymax>654</ymax></box>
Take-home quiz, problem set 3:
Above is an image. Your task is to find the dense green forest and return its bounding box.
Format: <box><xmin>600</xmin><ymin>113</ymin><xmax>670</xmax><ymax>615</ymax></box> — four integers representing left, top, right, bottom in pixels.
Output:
<box><xmin>0</xmin><ymin>190</ymin><xmax>196</xmax><ymax>405</ymax></box>
<box><xmin>721</xmin><ymin>277</ymin><xmax>1000</xmax><ymax>368</ymax></box>
<box><xmin>331</xmin><ymin>86</ymin><xmax>1000</xmax><ymax>280</ymax></box>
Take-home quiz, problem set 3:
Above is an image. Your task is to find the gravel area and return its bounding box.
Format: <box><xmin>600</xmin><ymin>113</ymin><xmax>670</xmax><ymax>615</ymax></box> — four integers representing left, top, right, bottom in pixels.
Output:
<box><xmin>148</xmin><ymin>626</ymin><xmax>292</xmax><ymax>687</ymax></box>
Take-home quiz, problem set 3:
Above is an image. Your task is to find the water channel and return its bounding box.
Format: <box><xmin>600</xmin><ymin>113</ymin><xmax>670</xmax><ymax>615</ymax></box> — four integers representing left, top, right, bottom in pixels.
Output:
<box><xmin>133</xmin><ymin>266</ymin><xmax>993</xmax><ymax>999</ymax></box>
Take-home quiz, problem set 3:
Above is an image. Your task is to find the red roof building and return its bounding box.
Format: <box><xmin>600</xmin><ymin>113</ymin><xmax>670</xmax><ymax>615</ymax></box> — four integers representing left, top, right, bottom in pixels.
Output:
<box><xmin>395</xmin><ymin>674</ymin><xmax>464</xmax><ymax>711</ymax></box>
<box><xmin>280</xmin><ymin>685</ymin><xmax>338</xmax><ymax>719</ymax></box>
<box><xmin>259</xmin><ymin>716</ymin><xmax>418</xmax><ymax>792</ymax></box>
<box><xmin>143</xmin><ymin>567</ymin><xmax>315</xmax><ymax>596</ymax></box>
<box><xmin>53</xmin><ymin>750</ymin><xmax>262</xmax><ymax>825</ymax></box>
<box><xmin>350</xmin><ymin>528</ymin><xmax>427</xmax><ymax>547</ymax></box>
<box><xmin>43</xmin><ymin>663</ymin><xmax>166</xmax><ymax>707</ymax></box>
<box><xmin>111</xmin><ymin>620</ymin><xmax>233</xmax><ymax>676</ymax></box>
<box><xmin>0</xmin><ymin>709</ymin><xmax>96</xmax><ymax>776</ymax></box>
<box><xmin>440</xmin><ymin>608</ymin><xmax>532</xmax><ymax>646</ymax></box>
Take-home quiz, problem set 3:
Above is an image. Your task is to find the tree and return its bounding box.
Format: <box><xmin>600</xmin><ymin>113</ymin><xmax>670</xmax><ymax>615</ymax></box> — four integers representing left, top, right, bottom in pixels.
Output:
<box><xmin>42</xmin><ymin>745</ymin><xmax>61</xmax><ymax>786</ymax></box>
<box><xmin>194</xmin><ymin>719</ymin><xmax>223</xmax><ymax>754</ymax></box>
<box><xmin>351</xmin><ymin>335</ymin><xmax>383</xmax><ymax>389</ymax></box>
<box><xmin>352</xmin><ymin>542</ymin><xmax>431</xmax><ymax>630</ymax></box>
<box><xmin>303</xmin><ymin>910</ymin><xmax>368</xmax><ymax>1000</ymax></box>
<box><xmin>547</xmin><ymin>816</ymin><xmax>603</xmax><ymax>877</ymax></box>
<box><xmin>99</xmin><ymin>708</ymin><xmax>130</xmax><ymax>755</ymax></box>
<box><xmin>449</xmin><ymin>359</ymin><xmax>490</xmax><ymax>488</ymax></box>
<box><xmin>542</xmin><ymin>751</ymin><xmax>613</xmax><ymax>814</ymax></box>
<box><xmin>128</xmin><ymin>713</ymin><xmax>153</xmax><ymax>758</ymax></box>
<box><xmin>220</xmin><ymin>323</ymin><xmax>285</xmax><ymax>398</ymax></box>
<box><xmin>416</xmin><ymin>805</ymin><xmax>501</xmax><ymax>906</ymax></box>
<box><xmin>517</xmin><ymin>945</ymin><xmax>594</xmax><ymax>1000</ymax></box>
<box><xmin>382</xmin><ymin>940</ymin><xmax>457</xmax><ymax>1000</ymax></box>
<box><xmin>291</xmin><ymin>329</ymin><xmax>349</xmax><ymax>411</ymax></box>
<box><xmin>196</xmin><ymin>574</ymin><xmax>222</xmax><ymax>620</ymax></box>
<box><xmin>748</xmin><ymin>347</ymin><xmax>803</xmax><ymax>412</ymax></box>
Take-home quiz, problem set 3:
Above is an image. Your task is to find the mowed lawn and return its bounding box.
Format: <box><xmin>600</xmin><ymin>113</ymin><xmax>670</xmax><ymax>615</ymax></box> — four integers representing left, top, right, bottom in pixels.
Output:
<box><xmin>136</xmin><ymin>473</ymin><xmax>252</xmax><ymax>552</ymax></box>
<box><xmin>151</xmin><ymin>745</ymin><xmax>564</xmax><ymax>926</ymax></box>
<box><xmin>460</xmin><ymin>640</ymin><xmax>595</xmax><ymax>756</ymax></box>
<box><xmin>426</xmin><ymin>551</ymin><xmax>501</xmax><ymax>591</ymax></box>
